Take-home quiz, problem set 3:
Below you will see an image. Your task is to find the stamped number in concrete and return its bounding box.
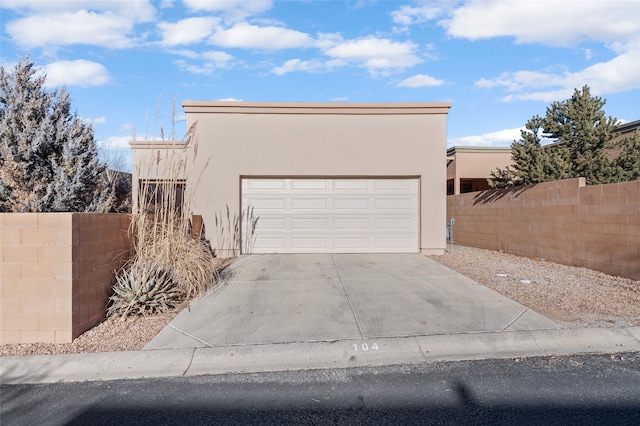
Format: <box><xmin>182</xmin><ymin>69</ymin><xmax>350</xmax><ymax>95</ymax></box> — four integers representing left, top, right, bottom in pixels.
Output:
<box><xmin>352</xmin><ymin>342</ymin><xmax>379</xmax><ymax>352</ymax></box>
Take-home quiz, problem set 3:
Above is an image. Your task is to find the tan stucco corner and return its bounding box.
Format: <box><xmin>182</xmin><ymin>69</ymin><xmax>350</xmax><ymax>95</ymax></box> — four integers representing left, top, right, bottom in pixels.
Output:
<box><xmin>421</xmin><ymin>248</ymin><xmax>445</xmax><ymax>256</ymax></box>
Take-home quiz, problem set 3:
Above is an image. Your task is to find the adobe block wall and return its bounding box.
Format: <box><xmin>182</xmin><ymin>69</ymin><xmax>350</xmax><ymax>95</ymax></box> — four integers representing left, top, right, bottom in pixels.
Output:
<box><xmin>447</xmin><ymin>178</ymin><xmax>640</xmax><ymax>280</ymax></box>
<box><xmin>579</xmin><ymin>180</ymin><xmax>640</xmax><ymax>279</ymax></box>
<box><xmin>71</xmin><ymin>214</ymin><xmax>131</xmax><ymax>338</ymax></box>
<box><xmin>0</xmin><ymin>213</ymin><xmax>130</xmax><ymax>344</ymax></box>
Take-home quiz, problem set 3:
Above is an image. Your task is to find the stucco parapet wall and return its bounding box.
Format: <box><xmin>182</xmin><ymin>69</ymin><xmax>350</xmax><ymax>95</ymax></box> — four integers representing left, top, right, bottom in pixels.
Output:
<box><xmin>129</xmin><ymin>140</ymin><xmax>189</xmax><ymax>149</ymax></box>
<box><xmin>182</xmin><ymin>101</ymin><xmax>452</xmax><ymax>115</ymax></box>
<box><xmin>447</xmin><ymin>146</ymin><xmax>513</xmax><ymax>154</ymax></box>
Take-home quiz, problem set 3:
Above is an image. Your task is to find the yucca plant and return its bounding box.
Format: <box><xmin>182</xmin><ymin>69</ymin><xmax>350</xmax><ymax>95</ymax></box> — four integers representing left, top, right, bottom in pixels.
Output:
<box><xmin>108</xmin><ymin>262</ymin><xmax>181</xmax><ymax>317</ymax></box>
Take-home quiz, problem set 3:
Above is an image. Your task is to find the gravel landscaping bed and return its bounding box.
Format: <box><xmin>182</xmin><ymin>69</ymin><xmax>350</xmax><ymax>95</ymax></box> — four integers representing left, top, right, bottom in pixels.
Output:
<box><xmin>2</xmin><ymin>247</ymin><xmax>638</xmax><ymax>357</ymax></box>
<box><xmin>429</xmin><ymin>245</ymin><xmax>640</xmax><ymax>328</ymax></box>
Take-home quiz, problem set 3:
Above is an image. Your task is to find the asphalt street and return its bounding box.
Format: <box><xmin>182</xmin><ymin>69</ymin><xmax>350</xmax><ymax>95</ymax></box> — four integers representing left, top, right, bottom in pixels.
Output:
<box><xmin>2</xmin><ymin>352</ymin><xmax>640</xmax><ymax>425</ymax></box>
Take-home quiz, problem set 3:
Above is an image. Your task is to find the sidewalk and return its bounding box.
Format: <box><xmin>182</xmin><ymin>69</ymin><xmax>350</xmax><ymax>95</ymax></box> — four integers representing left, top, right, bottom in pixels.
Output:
<box><xmin>2</xmin><ymin>327</ymin><xmax>640</xmax><ymax>384</ymax></box>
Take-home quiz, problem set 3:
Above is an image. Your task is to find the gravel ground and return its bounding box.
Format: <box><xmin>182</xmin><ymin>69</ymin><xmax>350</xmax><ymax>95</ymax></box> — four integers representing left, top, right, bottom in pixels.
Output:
<box><xmin>429</xmin><ymin>245</ymin><xmax>640</xmax><ymax>328</ymax></box>
<box><xmin>2</xmin><ymin>247</ymin><xmax>638</xmax><ymax>357</ymax></box>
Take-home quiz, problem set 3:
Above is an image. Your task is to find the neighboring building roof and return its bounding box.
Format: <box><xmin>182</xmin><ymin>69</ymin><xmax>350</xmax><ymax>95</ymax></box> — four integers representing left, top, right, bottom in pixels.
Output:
<box><xmin>446</xmin><ymin>146</ymin><xmax>512</xmax><ymax>155</ymax></box>
<box><xmin>446</xmin><ymin>146</ymin><xmax>512</xmax><ymax>163</ymax></box>
<box><xmin>618</xmin><ymin>119</ymin><xmax>640</xmax><ymax>136</ymax></box>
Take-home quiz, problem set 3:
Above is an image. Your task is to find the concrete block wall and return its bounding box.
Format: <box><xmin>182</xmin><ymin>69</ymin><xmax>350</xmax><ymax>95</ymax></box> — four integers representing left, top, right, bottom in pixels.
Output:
<box><xmin>0</xmin><ymin>213</ymin><xmax>130</xmax><ymax>344</ymax></box>
<box><xmin>579</xmin><ymin>180</ymin><xmax>640</xmax><ymax>279</ymax></box>
<box><xmin>447</xmin><ymin>178</ymin><xmax>640</xmax><ymax>280</ymax></box>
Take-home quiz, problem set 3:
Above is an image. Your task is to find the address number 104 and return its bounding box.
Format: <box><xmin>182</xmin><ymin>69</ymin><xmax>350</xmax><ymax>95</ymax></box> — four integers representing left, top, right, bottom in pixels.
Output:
<box><xmin>352</xmin><ymin>342</ymin><xmax>379</xmax><ymax>352</ymax></box>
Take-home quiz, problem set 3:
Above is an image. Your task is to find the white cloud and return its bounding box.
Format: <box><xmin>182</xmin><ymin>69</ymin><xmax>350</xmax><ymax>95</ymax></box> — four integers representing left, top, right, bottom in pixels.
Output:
<box><xmin>443</xmin><ymin>0</ymin><xmax>640</xmax><ymax>102</ymax></box>
<box><xmin>391</xmin><ymin>4</ymin><xmax>444</xmax><ymax>26</ymax></box>
<box><xmin>397</xmin><ymin>74</ymin><xmax>445</xmax><ymax>87</ymax></box>
<box><xmin>1</xmin><ymin>1</ymin><xmax>156</xmax><ymax>19</ymax></box>
<box><xmin>271</xmin><ymin>58</ymin><xmax>345</xmax><ymax>75</ymax></box>
<box><xmin>477</xmin><ymin>49</ymin><xmax>640</xmax><ymax>102</ymax></box>
<box><xmin>98</xmin><ymin>135</ymin><xmax>133</xmax><ymax>151</ymax></box>
<box><xmin>209</xmin><ymin>23</ymin><xmax>314</xmax><ymax>50</ymax></box>
<box><xmin>476</xmin><ymin>70</ymin><xmax>566</xmax><ymax>92</ymax></box>
<box><xmin>272</xmin><ymin>59</ymin><xmax>319</xmax><ymax>75</ymax></box>
<box><xmin>584</xmin><ymin>49</ymin><xmax>593</xmax><ymax>61</ymax></box>
<box><xmin>168</xmin><ymin>49</ymin><xmax>201</xmax><ymax>59</ymax></box>
<box><xmin>268</xmin><ymin>34</ymin><xmax>424</xmax><ymax>77</ymax></box>
<box><xmin>217</xmin><ymin>98</ymin><xmax>243</xmax><ymax>101</ymax></box>
<box><xmin>442</xmin><ymin>0</ymin><xmax>638</xmax><ymax>49</ymax></box>
<box><xmin>174</xmin><ymin>50</ymin><xmax>234</xmax><ymax>75</ymax></box>
<box><xmin>323</xmin><ymin>36</ymin><xmax>422</xmax><ymax>76</ymax></box>
<box><xmin>159</xmin><ymin>17</ymin><xmax>220</xmax><ymax>46</ymax></box>
<box><xmin>42</xmin><ymin>60</ymin><xmax>111</xmax><ymax>87</ymax></box>
<box><xmin>184</xmin><ymin>0</ymin><xmax>272</xmax><ymax>21</ymax></box>
<box><xmin>3</xmin><ymin>1</ymin><xmax>155</xmax><ymax>49</ymax></box>
<box><xmin>83</xmin><ymin>116</ymin><xmax>107</xmax><ymax>125</ymax></box>
<box><xmin>201</xmin><ymin>50</ymin><xmax>233</xmax><ymax>63</ymax></box>
<box><xmin>448</xmin><ymin>127</ymin><xmax>523</xmax><ymax>147</ymax></box>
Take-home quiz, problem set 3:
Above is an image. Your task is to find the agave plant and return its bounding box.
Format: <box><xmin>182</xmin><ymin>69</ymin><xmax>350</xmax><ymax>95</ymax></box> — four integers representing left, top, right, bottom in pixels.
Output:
<box><xmin>108</xmin><ymin>262</ymin><xmax>182</xmax><ymax>318</ymax></box>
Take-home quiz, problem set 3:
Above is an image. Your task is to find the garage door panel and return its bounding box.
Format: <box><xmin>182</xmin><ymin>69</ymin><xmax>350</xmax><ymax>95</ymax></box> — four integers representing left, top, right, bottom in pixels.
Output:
<box><xmin>248</xmin><ymin>179</ymin><xmax>286</xmax><ymax>191</ymax></box>
<box><xmin>374</xmin><ymin>198</ymin><xmax>414</xmax><ymax>210</ymax></box>
<box><xmin>291</xmin><ymin>198</ymin><xmax>328</xmax><ymax>210</ymax></box>
<box><xmin>255</xmin><ymin>217</ymin><xmax>286</xmax><ymax>231</ymax></box>
<box><xmin>375</xmin><ymin>217</ymin><xmax>414</xmax><ymax>230</ymax></box>
<box><xmin>333</xmin><ymin>198</ymin><xmax>370</xmax><ymax>210</ymax></box>
<box><xmin>374</xmin><ymin>179</ymin><xmax>415</xmax><ymax>191</ymax></box>
<box><xmin>291</xmin><ymin>218</ymin><xmax>329</xmax><ymax>230</ymax></box>
<box><xmin>242</xmin><ymin>178</ymin><xmax>418</xmax><ymax>253</ymax></box>
<box><xmin>291</xmin><ymin>179</ymin><xmax>328</xmax><ymax>191</ymax></box>
<box><xmin>249</xmin><ymin>198</ymin><xmax>286</xmax><ymax>210</ymax></box>
<box><xmin>334</xmin><ymin>237</ymin><xmax>370</xmax><ymax>249</ymax></box>
<box><xmin>333</xmin><ymin>179</ymin><xmax>370</xmax><ymax>191</ymax></box>
<box><xmin>291</xmin><ymin>238</ymin><xmax>328</xmax><ymax>249</ymax></box>
<box><xmin>334</xmin><ymin>218</ymin><xmax>370</xmax><ymax>230</ymax></box>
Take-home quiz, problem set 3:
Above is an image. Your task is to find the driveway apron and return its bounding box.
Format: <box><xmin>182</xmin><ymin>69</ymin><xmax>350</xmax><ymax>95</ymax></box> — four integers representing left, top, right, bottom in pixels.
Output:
<box><xmin>144</xmin><ymin>254</ymin><xmax>558</xmax><ymax>350</ymax></box>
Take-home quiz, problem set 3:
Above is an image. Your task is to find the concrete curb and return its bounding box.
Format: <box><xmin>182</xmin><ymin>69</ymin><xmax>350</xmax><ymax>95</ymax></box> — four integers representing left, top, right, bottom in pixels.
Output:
<box><xmin>2</xmin><ymin>327</ymin><xmax>639</xmax><ymax>385</ymax></box>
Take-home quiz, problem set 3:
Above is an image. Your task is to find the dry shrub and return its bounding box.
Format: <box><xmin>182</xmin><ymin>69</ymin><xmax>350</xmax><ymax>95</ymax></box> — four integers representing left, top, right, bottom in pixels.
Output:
<box><xmin>214</xmin><ymin>204</ymin><xmax>259</xmax><ymax>256</ymax></box>
<box><xmin>109</xmin><ymin>114</ymin><xmax>221</xmax><ymax>318</ymax></box>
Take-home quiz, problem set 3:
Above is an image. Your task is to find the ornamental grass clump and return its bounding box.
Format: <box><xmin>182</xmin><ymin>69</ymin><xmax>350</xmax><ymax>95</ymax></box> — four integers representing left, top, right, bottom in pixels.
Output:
<box><xmin>108</xmin><ymin>106</ymin><xmax>219</xmax><ymax>318</ymax></box>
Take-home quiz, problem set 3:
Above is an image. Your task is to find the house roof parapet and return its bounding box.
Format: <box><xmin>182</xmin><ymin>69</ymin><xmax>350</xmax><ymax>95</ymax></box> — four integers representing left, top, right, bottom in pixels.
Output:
<box><xmin>128</xmin><ymin>140</ymin><xmax>188</xmax><ymax>149</ymax></box>
<box><xmin>182</xmin><ymin>101</ymin><xmax>452</xmax><ymax>115</ymax></box>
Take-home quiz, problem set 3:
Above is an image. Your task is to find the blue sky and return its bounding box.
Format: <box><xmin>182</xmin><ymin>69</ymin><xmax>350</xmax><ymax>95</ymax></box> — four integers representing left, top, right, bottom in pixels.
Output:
<box><xmin>1</xmin><ymin>0</ymin><xmax>639</xmax><ymax>171</ymax></box>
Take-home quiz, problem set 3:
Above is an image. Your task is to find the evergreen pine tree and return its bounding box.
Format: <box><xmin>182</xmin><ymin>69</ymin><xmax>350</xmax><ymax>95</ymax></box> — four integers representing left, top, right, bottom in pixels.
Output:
<box><xmin>612</xmin><ymin>130</ymin><xmax>640</xmax><ymax>182</ymax></box>
<box><xmin>489</xmin><ymin>85</ymin><xmax>634</xmax><ymax>188</ymax></box>
<box><xmin>0</xmin><ymin>56</ymin><xmax>112</xmax><ymax>212</ymax></box>
<box><xmin>489</xmin><ymin>115</ymin><xmax>568</xmax><ymax>188</ymax></box>
<box><xmin>511</xmin><ymin>115</ymin><xmax>553</xmax><ymax>185</ymax></box>
<box><xmin>544</xmin><ymin>85</ymin><xmax>618</xmax><ymax>185</ymax></box>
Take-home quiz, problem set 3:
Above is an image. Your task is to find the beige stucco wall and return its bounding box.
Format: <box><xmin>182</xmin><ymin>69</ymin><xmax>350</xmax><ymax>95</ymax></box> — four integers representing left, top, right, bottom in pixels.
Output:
<box><xmin>130</xmin><ymin>141</ymin><xmax>190</xmax><ymax>211</ymax></box>
<box><xmin>132</xmin><ymin>102</ymin><xmax>451</xmax><ymax>255</ymax></box>
<box><xmin>447</xmin><ymin>147</ymin><xmax>512</xmax><ymax>194</ymax></box>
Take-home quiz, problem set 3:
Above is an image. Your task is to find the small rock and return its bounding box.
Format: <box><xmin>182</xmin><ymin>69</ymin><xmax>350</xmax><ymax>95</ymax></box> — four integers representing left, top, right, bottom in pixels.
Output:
<box><xmin>496</xmin><ymin>273</ymin><xmax>508</xmax><ymax>277</ymax></box>
<box><xmin>520</xmin><ymin>279</ymin><xmax>531</xmax><ymax>284</ymax></box>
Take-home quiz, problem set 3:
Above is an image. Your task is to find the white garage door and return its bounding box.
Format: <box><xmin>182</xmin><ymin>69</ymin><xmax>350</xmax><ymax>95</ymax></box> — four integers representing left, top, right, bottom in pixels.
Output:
<box><xmin>241</xmin><ymin>178</ymin><xmax>419</xmax><ymax>253</ymax></box>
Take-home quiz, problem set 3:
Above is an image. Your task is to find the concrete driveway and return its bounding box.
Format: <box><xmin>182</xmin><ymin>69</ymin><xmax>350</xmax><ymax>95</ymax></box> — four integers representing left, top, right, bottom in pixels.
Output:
<box><xmin>144</xmin><ymin>254</ymin><xmax>558</xmax><ymax>350</ymax></box>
